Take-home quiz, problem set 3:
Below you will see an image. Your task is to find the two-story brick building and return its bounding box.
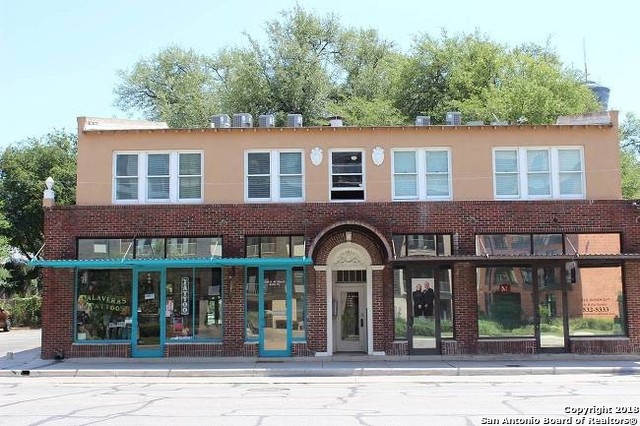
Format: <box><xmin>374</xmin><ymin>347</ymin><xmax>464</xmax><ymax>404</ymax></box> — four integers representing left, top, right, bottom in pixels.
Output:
<box><xmin>33</xmin><ymin>111</ymin><xmax>640</xmax><ymax>359</ymax></box>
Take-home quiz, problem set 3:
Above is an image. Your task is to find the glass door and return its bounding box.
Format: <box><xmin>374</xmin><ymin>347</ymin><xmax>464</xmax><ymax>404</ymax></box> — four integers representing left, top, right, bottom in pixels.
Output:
<box><xmin>335</xmin><ymin>285</ymin><xmax>366</xmax><ymax>352</ymax></box>
<box><xmin>133</xmin><ymin>269</ymin><xmax>165</xmax><ymax>357</ymax></box>
<box><xmin>536</xmin><ymin>265</ymin><xmax>568</xmax><ymax>352</ymax></box>
<box><xmin>259</xmin><ymin>269</ymin><xmax>291</xmax><ymax>357</ymax></box>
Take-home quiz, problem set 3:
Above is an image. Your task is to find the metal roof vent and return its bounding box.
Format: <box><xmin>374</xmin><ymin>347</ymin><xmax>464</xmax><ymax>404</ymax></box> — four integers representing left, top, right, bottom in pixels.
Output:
<box><xmin>259</xmin><ymin>114</ymin><xmax>275</xmax><ymax>128</ymax></box>
<box><xmin>287</xmin><ymin>114</ymin><xmax>303</xmax><ymax>127</ymax></box>
<box><xmin>445</xmin><ymin>111</ymin><xmax>462</xmax><ymax>126</ymax></box>
<box><xmin>210</xmin><ymin>114</ymin><xmax>231</xmax><ymax>128</ymax></box>
<box><xmin>233</xmin><ymin>113</ymin><xmax>253</xmax><ymax>128</ymax></box>
<box><xmin>415</xmin><ymin>116</ymin><xmax>431</xmax><ymax>126</ymax></box>
<box><xmin>466</xmin><ymin>120</ymin><xmax>484</xmax><ymax>126</ymax></box>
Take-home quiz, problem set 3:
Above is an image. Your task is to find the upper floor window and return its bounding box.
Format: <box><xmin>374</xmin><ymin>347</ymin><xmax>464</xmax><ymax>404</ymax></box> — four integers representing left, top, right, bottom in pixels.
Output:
<box><xmin>392</xmin><ymin>149</ymin><xmax>451</xmax><ymax>200</ymax></box>
<box><xmin>331</xmin><ymin>150</ymin><xmax>364</xmax><ymax>201</ymax></box>
<box><xmin>493</xmin><ymin>147</ymin><xmax>584</xmax><ymax>200</ymax></box>
<box><xmin>245</xmin><ymin>151</ymin><xmax>303</xmax><ymax>202</ymax></box>
<box><xmin>114</xmin><ymin>152</ymin><xmax>202</xmax><ymax>204</ymax></box>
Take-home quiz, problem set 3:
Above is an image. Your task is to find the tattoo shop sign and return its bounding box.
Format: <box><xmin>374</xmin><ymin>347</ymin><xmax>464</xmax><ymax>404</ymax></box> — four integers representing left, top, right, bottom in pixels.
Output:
<box><xmin>180</xmin><ymin>276</ymin><xmax>190</xmax><ymax>315</ymax></box>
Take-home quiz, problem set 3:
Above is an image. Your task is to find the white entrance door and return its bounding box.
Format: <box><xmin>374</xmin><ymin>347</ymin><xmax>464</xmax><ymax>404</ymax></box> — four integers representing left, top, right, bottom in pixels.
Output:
<box><xmin>334</xmin><ymin>284</ymin><xmax>366</xmax><ymax>352</ymax></box>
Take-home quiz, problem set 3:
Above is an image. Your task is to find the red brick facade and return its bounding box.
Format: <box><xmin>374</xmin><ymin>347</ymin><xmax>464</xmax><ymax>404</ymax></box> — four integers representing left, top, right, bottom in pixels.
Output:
<box><xmin>40</xmin><ymin>200</ymin><xmax>640</xmax><ymax>358</ymax></box>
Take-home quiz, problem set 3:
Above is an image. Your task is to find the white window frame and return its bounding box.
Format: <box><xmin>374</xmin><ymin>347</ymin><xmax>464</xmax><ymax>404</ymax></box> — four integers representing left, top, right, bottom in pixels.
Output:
<box><xmin>492</xmin><ymin>147</ymin><xmax>585</xmax><ymax>200</ymax></box>
<box><xmin>113</xmin><ymin>151</ymin><xmax>203</xmax><ymax>204</ymax></box>
<box><xmin>244</xmin><ymin>150</ymin><xmax>304</xmax><ymax>203</ymax></box>
<box><xmin>329</xmin><ymin>149</ymin><xmax>366</xmax><ymax>202</ymax></box>
<box><xmin>391</xmin><ymin>148</ymin><xmax>452</xmax><ymax>201</ymax></box>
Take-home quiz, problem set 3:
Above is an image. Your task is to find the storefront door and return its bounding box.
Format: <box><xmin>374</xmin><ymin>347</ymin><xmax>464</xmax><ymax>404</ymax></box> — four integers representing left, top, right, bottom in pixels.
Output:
<box><xmin>334</xmin><ymin>284</ymin><xmax>367</xmax><ymax>352</ymax></box>
<box><xmin>132</xmin><ymin>269</ymin><xmax>165</xmax><ymax>357</ymax></box>
<box><xmin>535</xmin><ymin>265</ymin><xmax>568</xmax><ymax>352</ymax></box>
<box><xmin>259</xmin><ymin>268</ymin><xmax>292</xmax><ymax>357</ymax></box>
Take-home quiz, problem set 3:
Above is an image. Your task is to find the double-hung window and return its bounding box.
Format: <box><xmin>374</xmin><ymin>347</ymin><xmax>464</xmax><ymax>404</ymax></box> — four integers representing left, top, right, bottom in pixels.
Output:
<box><xmin>113</xmin><ymin>151</ymin><xmax>202</xmax><ymax>203</ymax></box>
<box><xmin>493</xmin><ymin>147</ymin><xmax>584</xmax><ymax>199</ymax></box>
<box><xmin>245</xmin><ymin>150</ymin><xmax>303</xmax><ymax>202</ymax></box>
<box><xmin>331</xmin><ymin>150</ymin><xmax>364</xmax><ymax>201</ymax></box>
<box><xmin>392</xmin><ymin>149</ymin><xmax>451</xmax><ymax>200</ymax></box>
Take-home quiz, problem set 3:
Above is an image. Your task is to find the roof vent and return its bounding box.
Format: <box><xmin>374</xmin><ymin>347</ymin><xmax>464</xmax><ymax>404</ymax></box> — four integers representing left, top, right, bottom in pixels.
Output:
<box><xmin>259</xmin><ymin>114</ymin><xmax>275</xmax><ymax>128</ymax></box>
<box><xmin>210</xmin><ymin>114</ymin><xmax>231</xmax><ymax>128</ymax></box>
<box><xmin>466</xmin><ymin>120</ymin><xmax>484</xmax><ymax>126</ymax></box>
<box><xmin>233</xmin><ymin>113</ymin><xmax>253</xmax><ymax>128</ymax></box>
<box><xmin>287</xmin><ymin>114</ymin><xmax>303</xmax><ymax>128</ymax></box>
<box><xmin>415</xmin><ymin>116</ymin><xmax>431</xmax><ymax>126</ymax></box>
<box><xmin>445</xmin><ymin>111</ymin><xmax>462</xmax><ymax>126</ymax></box>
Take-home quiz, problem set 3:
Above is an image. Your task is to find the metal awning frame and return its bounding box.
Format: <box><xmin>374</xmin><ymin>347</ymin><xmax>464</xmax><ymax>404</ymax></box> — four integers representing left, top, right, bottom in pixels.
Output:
<box><xmin>29</xmin><ymin>256</ymin><xmax>313</xmax><ymax>269</ymax></box>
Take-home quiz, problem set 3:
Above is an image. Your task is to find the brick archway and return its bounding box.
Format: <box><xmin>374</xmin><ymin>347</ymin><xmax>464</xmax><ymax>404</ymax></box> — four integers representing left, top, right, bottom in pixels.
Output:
<box><xmin>308</xmin><ymin>221</ymin><xmax>391</xmax><ymax>266</ymax></box>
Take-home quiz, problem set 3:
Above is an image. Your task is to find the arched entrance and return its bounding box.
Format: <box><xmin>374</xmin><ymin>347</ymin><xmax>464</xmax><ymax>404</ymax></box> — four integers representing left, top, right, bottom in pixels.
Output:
<box><xmin>309</xmin><ymin>222</ymin><xmax>391</xmax><ymax>356</ymax></box>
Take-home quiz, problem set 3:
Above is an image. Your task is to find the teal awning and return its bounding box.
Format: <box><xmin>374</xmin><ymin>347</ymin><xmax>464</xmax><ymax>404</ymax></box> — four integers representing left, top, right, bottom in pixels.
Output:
<box><xmin>29</xmin><ymin>256</ymin><xmax>312</xmax><ymax>269</ymax></box>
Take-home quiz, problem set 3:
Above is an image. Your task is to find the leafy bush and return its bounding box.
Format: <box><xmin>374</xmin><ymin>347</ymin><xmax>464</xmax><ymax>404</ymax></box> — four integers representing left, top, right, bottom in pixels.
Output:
<box><xmin>478</xmin><ymin>319</ymin><xmax>504</xmax><ymax>336</ymax></box>
<box><xmin>1</xmin><ymin>295</ymin><xmax>41</xmax><ymax>327</ymax></box>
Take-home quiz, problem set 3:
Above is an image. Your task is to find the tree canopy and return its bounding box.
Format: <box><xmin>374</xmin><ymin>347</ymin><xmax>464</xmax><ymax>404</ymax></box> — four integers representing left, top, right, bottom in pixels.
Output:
<box><xmin>0</xmin><ymin>130</ymin><xmax>77</xmax><ymax>258</ymax></box>
<box><xmin>620</xmin><ymin>113</ymin><xmax>640</xmax><ymax>200</ymax></box>
<box><xmin>114</xmin><ymin>7</ymin><xmax>600</xmax><ymax>128</ymax></box>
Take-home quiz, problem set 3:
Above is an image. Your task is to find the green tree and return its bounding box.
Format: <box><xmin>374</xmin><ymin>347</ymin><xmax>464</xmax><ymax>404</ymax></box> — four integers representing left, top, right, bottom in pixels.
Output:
<box><xmin>114</xmin><ymin>46</ymin><xmax>221</xmax><ymax>128</ymax></box>
<box><xmin>619</xmin><ymin>113</ymin><xmax>640</xmax><ymax>199</ymax></box>
<box><xmin>395</xmin><ymin>30</ymin><xmax>599</xmax><ymax>124</ymax></box>
<box><xmin>0</xmin><ymin>130</ymin><xmax>77</xmax><ymax>258</ymax></box>
<box><xmin>0</xmin><ymin>209</ymin><xmax>11</xmax><ymax>293</ymax></box>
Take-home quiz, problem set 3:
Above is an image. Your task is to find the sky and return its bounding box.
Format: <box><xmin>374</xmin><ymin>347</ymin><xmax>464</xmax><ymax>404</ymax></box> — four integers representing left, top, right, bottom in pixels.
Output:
<box><xmin>1</xmin><ymin>0</ymin><xmax>639</xmax><ymax>150</ymax></box>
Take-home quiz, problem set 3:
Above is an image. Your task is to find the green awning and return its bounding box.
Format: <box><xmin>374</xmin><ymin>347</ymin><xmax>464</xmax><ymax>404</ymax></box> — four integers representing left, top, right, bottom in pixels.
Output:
<box><xmin>29</xmin><ymin>256</ymin><xmax>312</xmax><ymax>269</ymax></box>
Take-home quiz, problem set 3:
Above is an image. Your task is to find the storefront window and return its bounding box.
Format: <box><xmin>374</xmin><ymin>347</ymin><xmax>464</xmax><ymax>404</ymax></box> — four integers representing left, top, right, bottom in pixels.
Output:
<box><xmin>477</xmin><ymin>235</ymin><xmax>532</xmax><ymax>255</ymax></box>
<box><xmin>567</xmin><ymin>266</ymin><xmax>625</xmax><ymax>336</ymax></box>
<box><xmin>75</xmin><ymin>269</ymin><xmax>132</xmax><ymax>341</ymax></box>
<box><xmin>194</xmin><ymin>269</ymin><xmax>223</xmax><ymax>339</ymax></box>
<box><xmin>565</xmin><ymin>233</ymin><xmax>621</xmax><ymax>255</ymax></box>
<box><xmin>245</xmin><ymin>267</ymin><xmax>259</xmax><ymax>340</ymax></box>
<box><xmin>292</xmin><ymin>267</ymin><xmax>306</xmax><ymax>340</ymax></box>
<box><xmin>166</xmin><ymin>238</ymin><xmax>222</xmax><ymax>258</ymax></box>
<box><xmin>393</xmin><ymin>234</ymin><xmax>452</xmax><ymax>257</ymax></box>
<box><xmin>78</xmin><ymin>239</ymin><xmax>133</xmax><ymax>259</ymax></box>
<box><xmin>165</xmin><ymin>268</ymin><xmax>223</xmax><ymax>341</ymax></box>
<box><xmin>166</xmin><ymin>269</ymin><xmax>194</xmax><ymax>340</ymax></box>
<box><xmin>393</xmin><ymin>268</ymin><xmax>407</xmax><ymax>339</ymax></box>
<box><xmin>245</xmin><ymin>236</ymin><xmax>305</xmax><ymax>258</ymax></box>
<box><xmin>439</xmin><ymin>267</ymin><xmax>453</xmax><ymax>339</ymax></box>
<box><xmin>477</xmin><ymin>267</ymin><xmax>535</xmax><ymax>338</ymax></box>
<box><xmin>136</xmin><ymin>238</ymin><xmax>165</xmax><ymax>258</ymax></box>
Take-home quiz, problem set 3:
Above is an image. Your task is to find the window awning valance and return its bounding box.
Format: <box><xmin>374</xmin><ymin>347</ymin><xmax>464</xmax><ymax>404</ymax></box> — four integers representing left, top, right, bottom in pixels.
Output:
<box><xmin>29</xmin><ymin>256</ymin><xmax>313</xmax><ymax>269</ymax></box>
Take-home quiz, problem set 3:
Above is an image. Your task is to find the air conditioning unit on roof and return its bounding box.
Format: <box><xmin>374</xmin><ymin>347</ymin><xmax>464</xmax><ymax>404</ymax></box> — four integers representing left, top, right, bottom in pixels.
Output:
<box><xmin>287</xmin><ymin>114</ymin><xmax>303</xmax><ymax>127</ymax></box>
<box><xmin>415</xmin><ymin>116</ymin><xmax>431</xmax><ymax>126</ymax></box>
<box><xmin>233</xmin><ymin>113</ymin><xmax>253</xmax><ymax>128</ymax></box>
<box><xmin>445</xmin><ymin>111</ymin><xmax>462</xmax><ymax>126</ymax></box>
<box><xmin>259</xmin><ymin>114</ymin><xmax>275</xmax><ymax>127</ymax></box>
<box><xmin>210</xmin><ymin>114</ymin><xmax>231</xmax><ymax>128</ymax></box>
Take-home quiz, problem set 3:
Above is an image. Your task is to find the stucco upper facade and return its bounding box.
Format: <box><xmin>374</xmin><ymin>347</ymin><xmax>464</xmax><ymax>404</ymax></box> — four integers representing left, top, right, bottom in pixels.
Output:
<box><xmin>75</xmin><ymin>112</ymin><xmax>621</xmax><ymax>206</ymax></box>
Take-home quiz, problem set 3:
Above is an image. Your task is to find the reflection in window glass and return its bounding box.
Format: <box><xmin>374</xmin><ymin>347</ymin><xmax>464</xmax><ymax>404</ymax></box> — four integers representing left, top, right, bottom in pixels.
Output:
<box><xmin>166</xmin><ymin>269</ymin><xmax>194</xmax><ymax>340</ymax></box>
<box><xmin>476</xmin><ymin>234</ymin><xmax>531</xmax><ymax>255</ymax></box>
<box><xmin>245</xmin><ymin>267</ymin><xmax>259</xmax><ymax>340</ymax></box>
<box><xmin>565</xmin><ymin>234</ymin><xmax>621</xmax><ymax>255</ymax></box>
<box><xmin>393</xmin><ymin>234</ymin><xmax>452</xmax><ymax>257</ymax></box>
<box><xmin>292</xmin><ymin>268</ymin><xmax>306</xmax><ymax>340</ymax></box>
<box><xmin>194</xmin><ymin>269</ymin><xmax>223</xmax><ymax>339</ymax></box>
<box><xmin>244</xmin><ymin>236</ymin><xmax>304</xmax><ymax>258</ymax></box>
<box><xmin>439</xmin><ymin>268</ymin><xmax>453</xmax><ymax>339</ymax></box>
<box><xmin>477</xmin><ymin>267</ymin><xmax>535</xmax><ymax>338</ymax></box>
<box><xmin>533</xmin><ymin>234</ymin><xmax>563</xmax><ymax>255</ymax></box>
<box><xmin>166</xmin><ymin>237</ymin><xmax>222</xmax><ymax>258</ymax></box>
<box><xmin>135</xmin><ymin>238</ymin><xmax>165</xmax><ymax>258</ymax></box>
<box><xmin>78</xmin><ymin>239</ymin><xmax>133</xmax><ymax>260</ymax></box>
<box><xmin>76</xmin><ymin>269</ymin><xmax>132</xmax><ymax>341</ymax></box>
<box><xmin>393</xmin><ymin>268</ymin><xmax>407</xmax><ymax>339</ymax></box>
<box><xmin>567</xmin><ymin>266</ymin><xmax>624</xmax><ymax>336</ymax></box>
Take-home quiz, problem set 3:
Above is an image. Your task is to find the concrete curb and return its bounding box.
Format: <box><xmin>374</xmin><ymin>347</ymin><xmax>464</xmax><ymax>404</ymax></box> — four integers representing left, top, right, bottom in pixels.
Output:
<box><xmin>2</xmin><ymin>365</ymin><xmax>640</xmax><ymax>378</ymax></box>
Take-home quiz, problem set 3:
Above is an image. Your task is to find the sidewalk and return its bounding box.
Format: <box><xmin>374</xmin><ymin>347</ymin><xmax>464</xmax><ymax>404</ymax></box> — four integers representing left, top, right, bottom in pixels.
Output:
<box><xmin>2</xmin><ymin>347</ymin><xmax>640</xmax><ymax>378</ymax></box>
